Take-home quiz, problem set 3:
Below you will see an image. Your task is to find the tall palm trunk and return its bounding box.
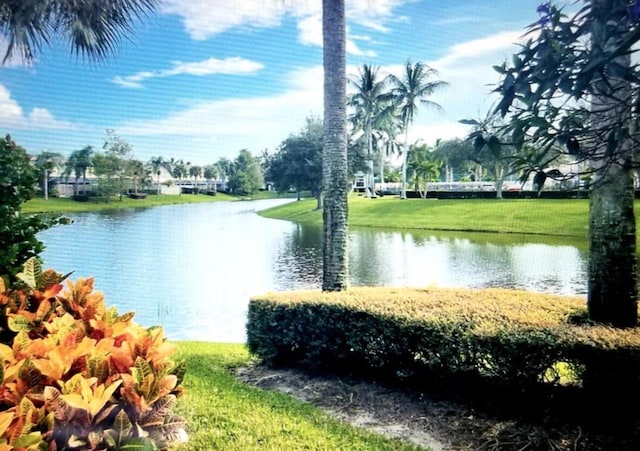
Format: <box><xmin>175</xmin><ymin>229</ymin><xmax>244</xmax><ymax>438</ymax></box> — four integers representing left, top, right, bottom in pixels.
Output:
<box><xmin>366</xmin><ymin>121</ymin><xmax>375</xmax><ymax>197</ymax></box>
<box><xmin>400</xmin><ymin>121</ymin><xmax>409</xmax><ymax>199</ymax></box>
<box><xmin>322</xmin><ymin>0</ymin><xmax>348</xmax><ymax>291</ymax></box>
<box><xmin>587</xmin><ymin>0</ymin><xmax>637</xmax><ymax>327</ymax></box>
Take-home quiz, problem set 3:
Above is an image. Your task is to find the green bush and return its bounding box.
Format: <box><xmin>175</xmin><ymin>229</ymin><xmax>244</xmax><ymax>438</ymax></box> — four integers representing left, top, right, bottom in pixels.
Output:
<box><xmin>247</xmin><ymin>287</ymin><xmax>640</xmax><ymax>407</ymax></box>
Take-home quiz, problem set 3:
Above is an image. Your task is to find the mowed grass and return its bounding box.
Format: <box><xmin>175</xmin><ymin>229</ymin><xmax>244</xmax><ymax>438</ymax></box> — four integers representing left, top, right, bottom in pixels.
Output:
<box><xmin>23</xmin><ymin>193</ymin><xmax>240</xmax><ymax>214</ymax></box>
<box><xmin>172</xmin><ymin>342</ymin><xmax>423</xmax><ymax>451</ymax></box>
<box><xmin>260</xmin><ymin>195</ymin><xmax>592</xmax><ymax>238</ymax></box>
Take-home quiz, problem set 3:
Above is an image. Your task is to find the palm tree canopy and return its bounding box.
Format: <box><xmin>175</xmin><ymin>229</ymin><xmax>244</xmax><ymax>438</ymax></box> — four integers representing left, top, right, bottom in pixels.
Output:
<box><xmin>0</xmin><ymin>0</ymin><xmax>157</xmax><ymax>63</ymax></box>
<box><xmin>388</xmin><ymin>61</ymin><xmax>448</xmax><ymax>128</ymax></box>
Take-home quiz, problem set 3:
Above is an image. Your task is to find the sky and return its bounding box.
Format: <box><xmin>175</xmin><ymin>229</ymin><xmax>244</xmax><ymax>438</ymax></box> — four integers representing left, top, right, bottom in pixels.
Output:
<box><xmin>0</xmin><ymin>0</ymin><xmax>562</xmax><ymax>166</ymax></box>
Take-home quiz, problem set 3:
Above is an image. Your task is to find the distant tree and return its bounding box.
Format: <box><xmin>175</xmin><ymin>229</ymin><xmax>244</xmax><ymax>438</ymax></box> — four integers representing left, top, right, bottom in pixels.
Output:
<box><xmin>102</xmin><ymin>129</ymin><xmax>135</xmax><ymax>200</ymax></box>
<box><xmin>148</xmin><ymin>155</ymin><xmax>166</xmax><ymax>194</ymax></box>
<box><xmin>189</xmin><ymin>165</ymin><xmax>202</xmax><ymax>194</ymax></box>
<box><xmin>0</xmin><ymin>0</ymin><xmax>157</xmax><ymax>64</ymax></box>
<box><xmin>172</xmin><ymin>160</ymin><xmax>188</xmax><ymax>195</ymax></box>
<box><xmin>0</xmin><ymin>135</ymin><xmax>64</xmax><ymax>279</ymax></box>
<box><xmin>34</xmin><ymin>150</ymin><xmax>64</xmax><ymax>200</ymax></box>
<box><xmin>388</xmin><ymin>61</ymin><xmax>448</xmax><ymax>199</ymax></box>
<box><xmin>269</xmin><ymin>116</ymin><xmax>323</xmax><ymax>205</ymax></box>
<box><xmin>215</xmin><ymin>157</ymin><xmax>234</xmax><ymax>191</ymax></box>
<box><xmin>91</xmin><ymin>152</ymin><xmax>121</xmax><ymax>201</ymax></box>
<box><xmin>203</xmin><ymin>164</ymin><xmax>220</xmax><ymax>192</ymax></box>
<box><xmin>348</xmin><ymin>64</ymin><xmax>394</xmax><ymax>197</ymax></box>
<box><xmin>64</xmin><ymin>146</ymin><xmax>94</xmax><ymax>196</ymax></box>
<box><xmin>433</xmin><ymin>139</ymin><xmax>475</xmax><ymax>183</ymax></box>
<box><xmin>228</xmin><ymin>149</ymin><xmax>263</xmax><ymax>195</ymax></box>
<box><xmin>407</xmin><ymin>141</ymin><xmax>442</xmax><ymax>198</ymax></box>
<box><xmin>464</xmin><ymin>115</ymin><xmax>518</xmax><ymax>198</ymax></box>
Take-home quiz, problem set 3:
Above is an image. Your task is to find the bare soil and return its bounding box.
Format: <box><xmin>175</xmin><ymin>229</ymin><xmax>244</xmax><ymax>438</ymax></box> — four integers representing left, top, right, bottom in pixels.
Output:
<box><xmin>235</xmin><ymin>363</ymin><xmax>639</xmax><ymax>450</ymax></box>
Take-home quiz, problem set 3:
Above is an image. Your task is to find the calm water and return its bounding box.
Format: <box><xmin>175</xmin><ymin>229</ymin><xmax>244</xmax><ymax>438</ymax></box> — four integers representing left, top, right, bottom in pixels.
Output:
<box><xmin>39</xmin><ymin>199</ymin><xmax>588</xmax><ymax>342</ymax></box>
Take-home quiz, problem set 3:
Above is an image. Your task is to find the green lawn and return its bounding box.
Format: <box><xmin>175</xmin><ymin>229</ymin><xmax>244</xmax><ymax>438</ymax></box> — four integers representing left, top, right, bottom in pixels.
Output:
<box><xmin>172</xmin><ymin>342</ymin><xmax>423</xmax><ymax>451</ymax></box>
<box><xmin>260</xmin><ymin>195</ymin><xmax>593</xmax><ymax>239</ymax></box>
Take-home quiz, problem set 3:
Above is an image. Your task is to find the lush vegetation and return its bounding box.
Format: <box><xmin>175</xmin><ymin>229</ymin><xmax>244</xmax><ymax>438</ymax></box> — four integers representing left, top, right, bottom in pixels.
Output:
<box><xmin>172</xmin><ymin>342</ymin><xmax>422</xmax><ymax>451</ymax></box>
<box><xmin>260</xmin><ymin>196</ymin><xmax>592</xmax><ymax>238</ymax></box>
<box><xmin>0</xmin><ymin>258</ymin><xmax>186</xmax><ymax>449</ymax></box>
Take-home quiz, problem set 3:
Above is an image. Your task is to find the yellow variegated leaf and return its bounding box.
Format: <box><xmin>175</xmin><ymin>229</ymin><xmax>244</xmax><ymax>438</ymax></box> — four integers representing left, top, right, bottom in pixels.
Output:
<box><xmin>7</xmin><ymin>315</ymin><xmax>31</xmax><ymax>333</ymax></box>
<box><xmin>0</xmin><ymin>343</ymin><xmax>14</xmax><ymax>364</ymax></box>
<box><xmin>0</xmin><ymin>412</ymin><xmax>14</xmax><ymax>437</ymax></box>
<box><xmin>88</xmin><ymin>380</ymin><xmax>122</xmax><ymax>417</ymax></box>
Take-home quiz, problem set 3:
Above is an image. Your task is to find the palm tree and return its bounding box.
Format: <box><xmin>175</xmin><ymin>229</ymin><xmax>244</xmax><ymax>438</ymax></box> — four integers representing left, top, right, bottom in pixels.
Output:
<box><xmin>372</xmin><ymin>110</ymin><xmax>403</xmax><ymax>186</ymax></box>
<box><xmin>388</xmin><ymin>61</ymin><xmax>448</xmax><ymax>199</ymax></box>
<box><xmin>148</xmin><ymin>156</ymin><xmax>165</xmax><ymax>195</ymax></box>
<box><xmin>64</xmin><ymin>146</ymin><xmax>94</xmax><ymax>196</ymax></box>
<box><xmin>348</xmin><ymin>64</ymin><xmax>393</xmax><ymax>198</ymax></box>
<box><xmin>407</xmin><ymin>142</ymin><xmax>442</xmax><ymax>198</ymax></box>
<box><xmin>321</xmin><ymin>0</ymin><xmax>348</xmax><ymax>291</ymax></box>
<box><xmin>34</xmin><ymin>150</ymin><xmax>64</xmax><ymax>200</ymax></box>
<box><xmin>189</xmin><ymin>165</ymin><xmax>202</xmax><ymax>194</ymax></box>
<box><xmin>0</xmin><ymin>0</ymin><xmax>157</xmax><ymax>64</ymax></box>
<box><xmin>204</xmin><ymin>164</ymin><xmax>220</xmax><ymax>193</ymax></box>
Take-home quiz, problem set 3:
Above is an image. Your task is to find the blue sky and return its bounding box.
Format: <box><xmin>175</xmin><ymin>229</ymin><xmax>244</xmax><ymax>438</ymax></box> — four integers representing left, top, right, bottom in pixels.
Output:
<box><xmin>0</xmin><ymin>0</ymin><xmax>560</xmax><ymax>166</ymax></box>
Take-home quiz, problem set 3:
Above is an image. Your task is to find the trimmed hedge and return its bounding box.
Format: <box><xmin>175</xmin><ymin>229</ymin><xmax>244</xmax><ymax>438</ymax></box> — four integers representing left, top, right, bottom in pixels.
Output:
<box><xmin>247</xmin><ymin>287</ymin><xmax>640</xmax><ymax>414</ymax></box>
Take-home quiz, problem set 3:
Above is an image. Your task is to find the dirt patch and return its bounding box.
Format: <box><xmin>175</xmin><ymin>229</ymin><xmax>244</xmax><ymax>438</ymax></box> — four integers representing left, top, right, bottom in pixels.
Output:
<box><xmin>235</xmin><ymin>363</ymin><xmax>638</xmax><ymax>450</ymax></box>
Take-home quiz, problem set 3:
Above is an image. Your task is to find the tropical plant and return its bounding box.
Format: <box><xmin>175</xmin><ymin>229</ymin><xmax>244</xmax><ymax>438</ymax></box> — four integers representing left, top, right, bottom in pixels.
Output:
<box><xmin>407</xmin><ymin>141</ymin><xmax>442</xmax><ymax>198</ymax></box>
<box><xmin>388</xmin><ymin>61</ymin><xmax>448</xmax><ymax>199</ymax></box>
<box><xmin>0</xmin><ymin>258</ymin><xmax>187</xmax><ymax>450</ymax></box>
<box><xmin>148</xmin><ymin>156</ymin><xmax>166</xmax><ymax>195</ymax></box>
<box><xmin>0</xmin><ymin>135</ymin><xmax>65</xmax><ymax>281</ymax></box>
<box><xmin>348</xmin><ymin>64</ymin><xmax>394</xmax><ymax>198</ymax></box>
<box><xmin>0</xmin><ymin>0</ymin><xmax>157</xmax><ymax>64</ymax></box>
<box><xmin>322</xmin><ymin>0</ymin><xmax>349</xmax><ymax>291</ymax></box>
<box><xmin>203</xmin><ymin>164</ymin><xmax>220</xmax><ymax>193</ymax></box>
<box><xmin>490</xmin><ymin>0</ymin><xmax>640</xmax><ymax>327</ymax></box>
<box><xmin>34</xmin><ymin>150</ymin><xmax>65</xmax><ymax>200</ymax></box>
<box><xmin>65</xmin><ymin>146</ymin><xmax>94</xmax><ymax>196</ymax></box>
<box><xmin>188</xmin><ymin>165</ymin><xmax>202</xmax><ymax>194</ymax></box>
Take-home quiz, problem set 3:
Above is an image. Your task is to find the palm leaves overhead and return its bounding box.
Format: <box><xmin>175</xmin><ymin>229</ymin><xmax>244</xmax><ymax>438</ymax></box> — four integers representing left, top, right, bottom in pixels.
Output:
<box><xmin>387</xmin><ymin>60</ymin><xmax>448</xmax><ymax>199</ymax></box>
<box><xmin>0</xmin><ymin>0</ymin><xmax>157</xmax><ymax>63</ymax></box>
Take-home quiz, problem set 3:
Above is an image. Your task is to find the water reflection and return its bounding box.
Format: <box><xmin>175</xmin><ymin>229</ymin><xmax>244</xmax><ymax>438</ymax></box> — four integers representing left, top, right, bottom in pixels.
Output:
<box><xmin>39</xmin><ymin>200</ymin><xmax>588</xmax><ymax>343</ymax></box>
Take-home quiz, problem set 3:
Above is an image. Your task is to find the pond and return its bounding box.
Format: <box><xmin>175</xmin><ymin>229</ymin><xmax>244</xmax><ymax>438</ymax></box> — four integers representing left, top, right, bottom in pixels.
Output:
<box><xmin>39</xmin><ymin>199</ymin><xmax>588</xmax><ymax>343</ymax></box>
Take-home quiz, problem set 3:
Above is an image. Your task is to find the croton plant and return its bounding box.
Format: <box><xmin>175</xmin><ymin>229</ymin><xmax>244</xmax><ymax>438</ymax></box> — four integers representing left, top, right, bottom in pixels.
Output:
<box><xmin>0</xmin><ymin>258</ymin><xmax>187</xmax><ymax>450</ymax></box>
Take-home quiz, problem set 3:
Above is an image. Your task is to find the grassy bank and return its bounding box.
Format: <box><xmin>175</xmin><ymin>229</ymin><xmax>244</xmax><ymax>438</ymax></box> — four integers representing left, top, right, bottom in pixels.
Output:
<box><xmin>173</xmin><ymin>342</ymin><xmax>422</xmax><ymax>451</ymax></box>
<box><xmin>22</xmin><ymin>191</ymin><xmax>292</xmax><ymax>214</ymax></box>
<box><xmin>260</xmin><ymin>195</ymin><xmax>593</xmax><ymax>238</ymax></box>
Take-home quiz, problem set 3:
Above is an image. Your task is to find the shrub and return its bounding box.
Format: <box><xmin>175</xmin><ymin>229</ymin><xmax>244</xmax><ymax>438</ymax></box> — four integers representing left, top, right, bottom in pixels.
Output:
<box><xmin>0</xmin><ymin>258</ymin><xmax>187</xmax><ymax>450</ymax></box>
<box><xmin>247</xmin><ymin>287</ymin><xmax>640</xmax><ymax>406</ymax></box>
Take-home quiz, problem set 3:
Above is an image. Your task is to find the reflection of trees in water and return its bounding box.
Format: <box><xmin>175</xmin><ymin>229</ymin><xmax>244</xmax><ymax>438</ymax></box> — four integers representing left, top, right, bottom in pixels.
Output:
<box><xmin>348</xmin><ymin>229</ymin><xmax>391</xmax><ymax>286</ymax></box>
<box><xmin>274</xmin><ymin>223</ymin><xmax>323</xmax><ymax>290</ymax></box>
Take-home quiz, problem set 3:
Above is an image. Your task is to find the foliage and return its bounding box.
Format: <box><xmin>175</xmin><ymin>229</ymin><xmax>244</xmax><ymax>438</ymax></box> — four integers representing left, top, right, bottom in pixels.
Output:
<box><xmin>432</xmin><ymin>138</ymin><xmax>476</xmax><ymax>182</ymax></box>
<box><xmin>462</xmin><ymin>115</ymin><xmax>520</xmax><ymax>198</ymax></box>
<box><xmin>406</xmin><ymin>142</ymin><xmax>441</xmax><ymax>198</ymax></box>
<box><xmin>0</xmin><ymin>0</ymin><xmax>158</xmax><ymax>63</ymax></box>
<box><xmin>247</xmin><ymin>286</ymin><xmax>640</xmax><ymax>412</ymax></box>
<box><xmin>227</xmin><ymin>149</ymin><xmax>264</xmax><ymax>195</ymax></box>
<box><xmin>268</xmin><ymin>117</ymin><xmax>323</xmax><ymax>197</ymax></box>
<box><xmin>0</xmin><ymin>258</ymin><xmax>187</xmax><ymax>450</ymax></box>
<box><xmin>0</xmin><ymin>135</ymin><xmax>65</xmax><ymax>281</ymax></box>
<box><xmin>387</xmin><ymin>61</ymin><xmax>448</xmax><ymax>199</ymax></box>
<box><xmin>491</xmin><ymin>0</ymin><xmax>640</xmax><ymax>179</ymax></box>
<box><xmin>64</xmin><ymin>146</ymin><xmax>95</xmax><ymax>197</ymax></box>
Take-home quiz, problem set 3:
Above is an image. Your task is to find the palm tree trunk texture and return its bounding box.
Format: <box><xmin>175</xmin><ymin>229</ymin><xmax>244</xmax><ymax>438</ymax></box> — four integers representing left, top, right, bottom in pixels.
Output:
<box><xmin>322</xmin><ymin>0</ymin><xmax>349</xmax><ymax>291</ymax></box>
<box><xmin>587</xmin><ymin>0</ymin><xmax>637</xmax><ymax>327</ymax></box>
<box><xmin>400</xmin><ymin>124</ymin><xmax>409</xmax><ymax>199</ymax></box>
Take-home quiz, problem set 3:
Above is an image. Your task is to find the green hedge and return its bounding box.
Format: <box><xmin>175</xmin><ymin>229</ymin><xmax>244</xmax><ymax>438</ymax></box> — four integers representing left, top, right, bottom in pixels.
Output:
<box><xmin>247</xmin><ymin>287</ymin><xmax>640</xmax><ymax>412</ymax></box>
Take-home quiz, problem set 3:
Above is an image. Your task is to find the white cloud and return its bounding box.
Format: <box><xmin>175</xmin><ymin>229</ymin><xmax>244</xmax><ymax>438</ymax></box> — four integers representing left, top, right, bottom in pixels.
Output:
<box><xmin>161</xmin><ymin>1</ymin><xmax>408</xmax><ymax>57</ymax></box>
<box><xmin>297</xmin><ymin>15</ymin><xmax>377</xmax><ymax>57</ymax></box>
<box><xmin>112</xmin><ymin>57</ymin><xmax>264</xmax><ymax>88</ymax></box>
<box><xmin>116</xmin><ymin>65</ymin><xmax>324</xmax><ymax>161</ymax></box>
<box><xmin>0</xmin><ymin>85</ymin><xmax>76</xmax><ymax>130</ymax></box>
